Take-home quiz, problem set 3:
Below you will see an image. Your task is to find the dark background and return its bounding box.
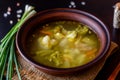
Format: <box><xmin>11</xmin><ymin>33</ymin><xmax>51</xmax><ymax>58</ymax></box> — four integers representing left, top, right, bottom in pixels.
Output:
<box><xmin>0</xmin><ymin>0</ymin><xmax>120</xmax><ymax>80</ymax></box>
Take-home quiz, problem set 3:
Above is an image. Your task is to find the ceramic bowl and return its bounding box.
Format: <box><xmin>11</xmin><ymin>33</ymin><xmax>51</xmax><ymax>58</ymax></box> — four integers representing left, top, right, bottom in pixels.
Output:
<box><xmin>16</xmin><ymin>8</ymin><xmax>110</xmax><ymax>75</ymax></box>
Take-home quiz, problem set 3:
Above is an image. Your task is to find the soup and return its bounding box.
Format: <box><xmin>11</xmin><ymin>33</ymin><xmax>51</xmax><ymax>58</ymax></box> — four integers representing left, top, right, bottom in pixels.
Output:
<box><xmin>26</xmin><ymin>21</ymin><xmax>100</xmax><ymax>68</ymax></box>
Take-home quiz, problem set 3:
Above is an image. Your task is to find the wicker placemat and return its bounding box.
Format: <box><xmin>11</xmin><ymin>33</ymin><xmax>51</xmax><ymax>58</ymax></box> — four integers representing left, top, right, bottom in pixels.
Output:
<box><xmin>12</xmin><ymin>42</ymin><xmax>118</xmax><ymax>80</ymax></box>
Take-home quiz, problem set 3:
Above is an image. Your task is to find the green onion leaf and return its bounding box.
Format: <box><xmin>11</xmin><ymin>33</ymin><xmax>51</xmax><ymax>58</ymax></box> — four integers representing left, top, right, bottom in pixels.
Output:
<box><xmin>0</xmin><ymin>5</ymin><xmax>37</xmax><ymax>80</ymax></box>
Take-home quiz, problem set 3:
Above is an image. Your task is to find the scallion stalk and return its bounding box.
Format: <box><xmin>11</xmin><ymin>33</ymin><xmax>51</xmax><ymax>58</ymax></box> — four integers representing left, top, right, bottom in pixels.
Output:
<box><xmin>0</xmin><ymin>5</ymin><xmax>37</xmax><ymax>80</ymax></box>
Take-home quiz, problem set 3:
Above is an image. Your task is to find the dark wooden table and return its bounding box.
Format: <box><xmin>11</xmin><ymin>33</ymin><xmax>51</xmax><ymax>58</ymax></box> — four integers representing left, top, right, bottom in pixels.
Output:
<box><xmin>0</xmin><ymin>0</ymin><xmax>120</xmax><ymax>80</ymax></box>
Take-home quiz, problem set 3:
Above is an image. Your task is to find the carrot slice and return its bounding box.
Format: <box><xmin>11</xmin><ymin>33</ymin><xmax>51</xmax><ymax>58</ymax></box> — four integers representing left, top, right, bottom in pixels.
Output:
<box><xmin>40</xmin><ymin>30</ymin><xmax>52</xmax><ymax>35</ymax></box>
<box><xmin>86</xmin><ymin>49</ymin><xmax>97</xmax><ymax>56</ymax></box>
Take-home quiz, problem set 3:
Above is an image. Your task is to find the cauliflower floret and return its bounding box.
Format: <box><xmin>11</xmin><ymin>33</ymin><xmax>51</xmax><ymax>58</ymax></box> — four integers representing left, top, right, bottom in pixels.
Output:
<box><xmin>66</xmin><ymin>31</ymin><xmax>77</xmax><ymax>41</ymax></box>
<box><xmin>38</xmin><ymin>35</ymin><xmax>51</xmax><ymax>49</ymax></box>
<box><xmin>54</xmin><ymin>32</ymin><xmax>64</xmax><ymax>40</ymax></box>
<box><xmin>50</xmin><ymin>39</ymin><xmax>58</xmax><ymax>46</ymax></box>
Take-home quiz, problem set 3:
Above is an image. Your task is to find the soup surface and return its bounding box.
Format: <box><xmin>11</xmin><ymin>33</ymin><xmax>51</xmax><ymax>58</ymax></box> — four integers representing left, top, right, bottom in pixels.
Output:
<box><xmin>26</xmin><ymin>21</ymin><xmax>100</xmax><ymax>68</ymax></box>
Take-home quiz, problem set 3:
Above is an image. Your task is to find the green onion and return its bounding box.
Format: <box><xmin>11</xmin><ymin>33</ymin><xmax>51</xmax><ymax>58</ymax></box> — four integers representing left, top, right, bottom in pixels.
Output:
<box><xmin>0</xmin><ymin>5</ymin><xmax>36</xmax><ymax>80</ymax></box>
<box><xmin>6</xmin><ymin>38</ymin><xmax>14</xmax><ymax>80</ymax></box>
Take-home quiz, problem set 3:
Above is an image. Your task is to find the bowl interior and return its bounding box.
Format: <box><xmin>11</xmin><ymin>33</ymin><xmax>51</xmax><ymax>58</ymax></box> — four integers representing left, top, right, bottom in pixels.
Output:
<box><xmin>16</xmin><ymin>8</ymin><xmax>110</xmax><ymax>74</ymax></box>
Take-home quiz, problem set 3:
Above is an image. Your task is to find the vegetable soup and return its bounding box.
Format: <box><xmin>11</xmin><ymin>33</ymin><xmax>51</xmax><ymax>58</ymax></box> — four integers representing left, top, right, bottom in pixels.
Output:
<box><xmin>26</xmin><ymin>21</ymin><xmax>100</xmax><ymax>68</ymax></box>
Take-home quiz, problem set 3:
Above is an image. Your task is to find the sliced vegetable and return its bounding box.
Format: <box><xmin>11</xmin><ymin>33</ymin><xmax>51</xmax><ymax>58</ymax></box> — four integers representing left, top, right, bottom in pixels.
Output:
<box><xmin>40</xmin><ymin>30</ymin><xmax>52</xmax><ymax>35</ymax></box>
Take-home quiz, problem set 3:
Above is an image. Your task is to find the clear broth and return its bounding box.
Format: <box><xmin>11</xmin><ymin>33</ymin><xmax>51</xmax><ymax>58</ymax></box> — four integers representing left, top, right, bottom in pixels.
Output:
<box><xmin>26</xmin><ymin>20</ymin><xmax>100</xmax><ymax>68</ymax></box>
